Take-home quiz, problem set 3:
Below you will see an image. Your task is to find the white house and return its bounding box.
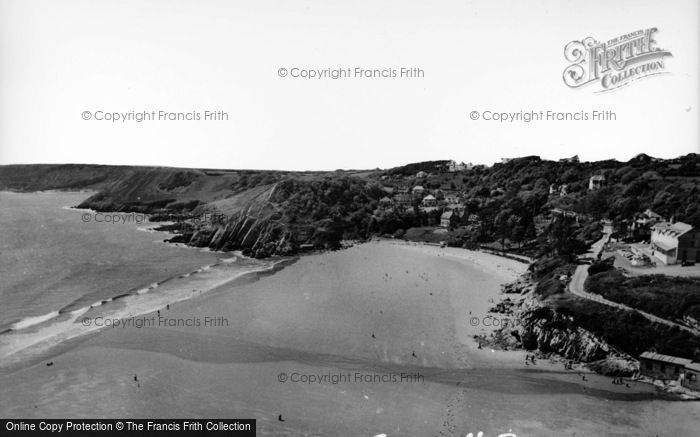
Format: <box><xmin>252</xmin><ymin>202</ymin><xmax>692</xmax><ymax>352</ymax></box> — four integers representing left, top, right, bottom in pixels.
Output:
<box><xmin>650</xmin><ymin>221</ymin><xmax>694</xmax><ymax>265</ymax></box>
<box><xmin>421</xmin><ymin>194</ymin><xmax>437</xmax><ymax>207</ymax></box>
<box><xmin>589</xmin><ymin>175</ymin><xmax>605</xmax><ymax>190</ymax></box>
<box><xmin>447</xmin><ymin>160</ymin><xmax>472</xmax><ymax>172</ymax></box>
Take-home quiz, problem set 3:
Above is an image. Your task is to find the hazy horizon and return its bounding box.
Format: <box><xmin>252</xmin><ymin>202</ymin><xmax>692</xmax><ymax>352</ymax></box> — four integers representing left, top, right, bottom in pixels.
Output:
<box><xmin>0</xmin><ymin>149</ymin><xmax>698</xmax><ymax>173</ymax></box>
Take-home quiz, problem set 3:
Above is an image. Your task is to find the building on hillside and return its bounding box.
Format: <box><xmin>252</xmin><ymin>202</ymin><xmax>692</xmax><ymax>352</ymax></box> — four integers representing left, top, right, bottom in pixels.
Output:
<box><xmin>551</xmin><ymin>208</ymin><xmax>579</xmax><ymax>221</ymax></box>
<box><xmin>634</xmin><ymin>209</ymin><xmax>663</xmax><ymax>227</ymax></box>
<box><xmin>421</xmin><ymin>194</ymin><xmax>437</xmax><ymax>207</ymax></box>
<box><xmin>440</xmin><ymin>210</ymin><xmax>458</xmax><ymax>229</ymax></box>
<box><xmin>559</xmin><ymin>155</ymin><xmax>580</xmax><ymax>163</ymax></box>
<box><xmin>639</xmin><ymin>352</ymin><xmax>691</xmax><ymax>380</ymax></box>
<box><xmin>682</xmin><ymin>363</ymin><xmax>700</xmax><ymax>391</ymax></box>
<box><xmin>412</xmin><ymin>185</ymin><xmax>425</xmax><ymax>199</ymax></box>
<box><xmin>548</xmin><ymin>184</ymin><xmax>568</xmax><ymax>196</ymax></box>
<box><xmin>416</xmin><ymin>171</ymin><xmax>428</xmax><ymax>178</ymax></box>
<box><xmin>378</xmin><ymin>196</ymin><xmax>394</xmax><ymax>209</ymax></box>
<box><xmin>393</xmin><ymin>192</ymin><xmax>412</xmax><ymax>207</ymax></box>
<box><xmin>588</xmin><ymin>174</ymin><xmax>605</xmax><ymax>190</ymax></box>
<box><xmin>629</xmin><ymin>209</ymin><xmax>663</xmax><ymax>241</ymax></box>
<box><xmin>447</xmin><ymin>204</ymin><xmax>466</xmax><ymax>217</ymax></box>
<box><xmin>445</xmin><ymin>193</ymin><xmax>461</xmax><ymax>205</ymax></box>
<box><xmin>643</xmin><ymin>209</ymin><xmax>663</xmax><ymax>221</ymax></box>
<box><xmin>650</xmin><ymin>221</ymin><xmax>698</xmax><ymax>264</ymax></box>
<box><xmin>447</xmin><ymin>160</ymin><xmax>472</xmax><ymax>172</ymax></box>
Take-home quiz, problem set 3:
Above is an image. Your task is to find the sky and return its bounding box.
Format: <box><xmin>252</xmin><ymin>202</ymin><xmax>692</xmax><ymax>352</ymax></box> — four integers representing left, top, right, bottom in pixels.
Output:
<box><xmin>0</xmin><ymin>0</ymin><xmax>698</xmax><ymax>170</ymax></box>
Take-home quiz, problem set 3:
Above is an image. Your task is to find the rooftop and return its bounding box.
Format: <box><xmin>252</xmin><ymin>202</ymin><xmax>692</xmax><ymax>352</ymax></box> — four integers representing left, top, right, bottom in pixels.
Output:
<box><xmin>652</xmin><ymin>221</ymin><xmax>693</xmax><ymax>237</ymax></box>
<box><xmin>640</xmin><ymin>352</ymin><xmax>692</xmax><ymax>366</ymax></box>
<box><xmin>685</xmin><ymin>362</ymin><xmax>700</xmax><ymax>373</ymax></box>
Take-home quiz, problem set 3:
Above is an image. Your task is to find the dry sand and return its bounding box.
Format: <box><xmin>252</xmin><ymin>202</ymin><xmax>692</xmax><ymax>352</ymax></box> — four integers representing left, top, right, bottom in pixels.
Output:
<box><xmin>1</xmin><ymin>241</ymin><xmax>699</xmax><ymax>436</ymax></box>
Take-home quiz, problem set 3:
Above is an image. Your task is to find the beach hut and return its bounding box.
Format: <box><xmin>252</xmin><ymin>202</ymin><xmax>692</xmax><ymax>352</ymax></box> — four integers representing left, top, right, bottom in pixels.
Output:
<box><xmin>639</xmin><ymin>352</ymin><xmax>691</xmax><ymax>380</ymax></box>
<box><xmin>681</xmin><ymin>363</ymin><xmax>700</xmax><ymax>391</ymax></box>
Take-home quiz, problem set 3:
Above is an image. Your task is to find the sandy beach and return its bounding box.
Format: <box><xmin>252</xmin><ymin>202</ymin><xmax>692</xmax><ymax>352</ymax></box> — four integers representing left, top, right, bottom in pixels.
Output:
<box><xmin>1</xmin><ymin>241</ymin><xmax>699</xmax><ymax>436</ymax></box>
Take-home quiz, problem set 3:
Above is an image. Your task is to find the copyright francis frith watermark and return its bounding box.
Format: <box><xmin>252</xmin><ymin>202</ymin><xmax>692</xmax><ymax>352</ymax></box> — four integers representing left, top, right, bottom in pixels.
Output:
<box><xmin>277</xmin><ymin>371</ymin><xmax>424</xmax><ymax>384</ymax></box>
<box><xmin>563</xmin><ymin>27</ymin><xmax>672</xmax><ymax>92</ymax></box>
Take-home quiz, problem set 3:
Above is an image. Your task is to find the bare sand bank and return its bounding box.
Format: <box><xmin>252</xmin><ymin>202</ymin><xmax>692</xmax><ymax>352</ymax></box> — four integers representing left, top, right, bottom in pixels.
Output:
<box><xmin>1</xmin><ymin>241</ymin><xmax>698</xmax><ymax>436</ymax></box>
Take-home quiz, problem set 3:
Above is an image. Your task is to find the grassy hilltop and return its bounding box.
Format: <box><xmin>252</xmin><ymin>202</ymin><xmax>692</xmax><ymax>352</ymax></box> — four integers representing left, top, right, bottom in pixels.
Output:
<box><xmin>1</xmin><ymin>154</ymin><xmax>699</xmax><ymax>257</ymax></box>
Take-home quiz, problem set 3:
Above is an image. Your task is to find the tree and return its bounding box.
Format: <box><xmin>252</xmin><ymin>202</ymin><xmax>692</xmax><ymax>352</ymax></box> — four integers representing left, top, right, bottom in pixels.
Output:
<box><xmin>547</xmin><ymin>215</ymin><xmax>585</xmax><ymax>262</ymax></box>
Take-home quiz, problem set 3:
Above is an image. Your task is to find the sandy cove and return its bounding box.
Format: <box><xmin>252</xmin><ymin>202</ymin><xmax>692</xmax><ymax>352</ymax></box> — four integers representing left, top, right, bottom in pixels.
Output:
<box><xmin>1</xmin><ymin>241</ymin><xmax>698</xmax><ymax>436</ymax></box>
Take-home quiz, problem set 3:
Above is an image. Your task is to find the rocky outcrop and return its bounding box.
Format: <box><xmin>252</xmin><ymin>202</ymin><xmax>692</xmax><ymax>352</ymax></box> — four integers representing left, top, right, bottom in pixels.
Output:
<box><xmin>492</xmin><ymin>294</ymin><xmax>638</xmax><ymax>375</ymax></box>
<box><xmin>167</xmin><ymin>212</ymin><xmax>297</xmax><ymax>258</ymax></box>
<box><xmin>520</xmin><ymin>302</ymin><xmax>612</xmax><ymax>362</ymax></box>
<box><xmin>501</xmin><ymin>276</ymin><xmax>534</xmax><ymax>294</ymax></box>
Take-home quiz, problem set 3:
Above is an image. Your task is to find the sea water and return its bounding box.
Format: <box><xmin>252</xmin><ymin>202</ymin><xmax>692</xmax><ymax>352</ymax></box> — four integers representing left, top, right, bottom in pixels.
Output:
<box><xmin>0</xmin><ymin>191</ymin><xmax>274</xmax><ymax>364</ymax></box>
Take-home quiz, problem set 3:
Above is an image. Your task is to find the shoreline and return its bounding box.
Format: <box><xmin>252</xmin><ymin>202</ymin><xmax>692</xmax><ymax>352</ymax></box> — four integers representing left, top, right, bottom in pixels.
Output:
<box><xmin>0</xmin><ymin>193</ymin><xmax>294</xmax><ymax>367</ymax></box>
<box><xmin>384</xmin><ymin>239</ymin><xmax>700</xmax><ymax>400</ymax></box>
<box><xmin>3</xmin><ymin>197</ymin><xmax>693</xmax><ymax>401</ymax></box>
<box><xmin>0</xmin><ymin>258</ymin><xmax>285</xmax><ymax>368</ymax></box>
<box><xmin>2</xmin><ymin>239</ymin><xmax>698</xmax><ymax>435</ymax></box>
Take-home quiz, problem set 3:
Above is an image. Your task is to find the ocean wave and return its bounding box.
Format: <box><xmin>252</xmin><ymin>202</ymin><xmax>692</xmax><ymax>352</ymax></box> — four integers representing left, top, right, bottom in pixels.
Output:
<box><xmin>9</xmin><ymin>311</ymin><xmax>60</xmax><ymax>330</ymax></box>
<box><xmin>0</xmin><ymin>257</ymin><xmax>290</xmax><ymax>365</ymax></box>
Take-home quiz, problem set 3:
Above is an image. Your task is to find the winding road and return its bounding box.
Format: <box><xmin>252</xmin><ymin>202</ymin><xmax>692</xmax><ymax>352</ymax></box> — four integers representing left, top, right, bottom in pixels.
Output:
<box><xmin>567</xmin><ymin>226</ymin><xmax>699</xmax><ymax>335</ymax></box>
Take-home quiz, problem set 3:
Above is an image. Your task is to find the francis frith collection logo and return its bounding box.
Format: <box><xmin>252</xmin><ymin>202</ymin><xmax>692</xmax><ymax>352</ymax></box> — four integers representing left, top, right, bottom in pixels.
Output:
<box><xmin>563</xmin><ymin>28</ymin><xmax>672</xmax><ymax>92</ymax></box>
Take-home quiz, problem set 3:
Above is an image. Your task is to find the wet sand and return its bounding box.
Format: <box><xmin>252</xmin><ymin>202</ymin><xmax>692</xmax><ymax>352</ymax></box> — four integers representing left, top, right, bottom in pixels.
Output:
<box><xmin>1</xmin><ymin>242</ymin><xmax>699</xmax><ymax>436</ymax></box>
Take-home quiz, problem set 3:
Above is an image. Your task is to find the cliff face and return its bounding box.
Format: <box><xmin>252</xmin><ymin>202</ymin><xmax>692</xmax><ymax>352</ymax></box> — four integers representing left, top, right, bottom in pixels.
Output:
<box><xmin>0</xmin><ymin>164</ymin><xmax>388</xmax><ymax>258</ymax></box>
<box><xmin>47</xmin><ymin>166</ymin><xmax>373</xmax><ymax>258</ymax></box>
<box><xmin>81</xmin><ymin>176</ymin><xmax>302</xmax><ymax>258</ymax></box>
<box><xmin>522</xmin><ymin>310</ymin><xmax>610</xmax><ymax>361</ymax></box>
<box><xmin>167</xmin><ymin>211</ymin><xmax>297</xmax><ymax>258</ymax></box>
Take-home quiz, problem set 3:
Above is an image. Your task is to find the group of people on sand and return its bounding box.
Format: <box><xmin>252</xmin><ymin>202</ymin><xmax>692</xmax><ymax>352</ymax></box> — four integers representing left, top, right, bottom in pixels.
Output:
<box><xmin>612</xmin><ymin>376</ymin><xmax>630</xmax><ymax>387</ymax></box>
<box><xmin>524</xmin><ymin>353</ymin><xmax>537</xmax><ymax>365</ymax></box>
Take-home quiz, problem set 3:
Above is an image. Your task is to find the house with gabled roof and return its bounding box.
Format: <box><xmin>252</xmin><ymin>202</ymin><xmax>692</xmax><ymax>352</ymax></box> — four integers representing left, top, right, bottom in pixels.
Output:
<box><xmin>650</xmin><ymin>221</ymin><xmax>698</xmax><ymax>264</ymax></box>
